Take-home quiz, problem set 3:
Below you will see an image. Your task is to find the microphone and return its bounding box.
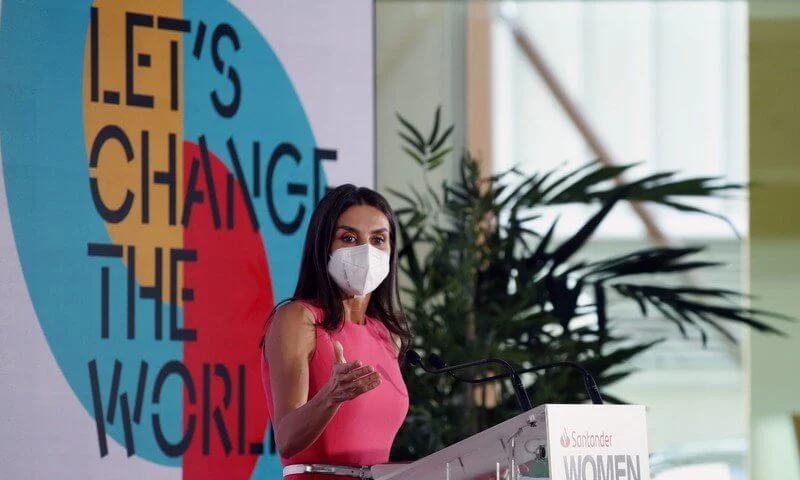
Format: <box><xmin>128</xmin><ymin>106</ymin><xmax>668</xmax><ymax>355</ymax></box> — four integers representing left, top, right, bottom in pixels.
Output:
<box><xmin>404</xmin><ymin>349</ymin><xmax>424</xmax><ymax>368</ymax></box>
<box><xmin>429</xmin><ymin>354</ymin><xmax>604</xmax><ymax>405</ymax></box>
<box><xmin>405</xmin><ymin>350</ymin><xmax>532</xmax><ymax>412</ymax></box>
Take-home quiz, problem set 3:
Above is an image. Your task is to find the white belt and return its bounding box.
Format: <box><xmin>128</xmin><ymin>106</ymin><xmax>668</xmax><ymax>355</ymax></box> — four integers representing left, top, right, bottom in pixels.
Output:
<box><xmin>283</xmin><ymin>463</ymin><xmax>374</xmax><ymax>479</ymax></box>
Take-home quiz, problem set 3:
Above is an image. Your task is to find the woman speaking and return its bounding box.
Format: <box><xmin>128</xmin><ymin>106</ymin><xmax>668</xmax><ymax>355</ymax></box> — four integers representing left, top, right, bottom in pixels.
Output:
<box><xmin>260</xmin><ymin>184</ymin><xmax>413</xmax><ymax>479</ymax></box>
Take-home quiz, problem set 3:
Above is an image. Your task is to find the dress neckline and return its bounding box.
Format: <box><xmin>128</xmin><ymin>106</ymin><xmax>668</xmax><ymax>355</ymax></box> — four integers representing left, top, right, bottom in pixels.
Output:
<box><xmin>343</xmin><ymin>315</ymin><xmax>372</xmax><ymax>328</ymax></box>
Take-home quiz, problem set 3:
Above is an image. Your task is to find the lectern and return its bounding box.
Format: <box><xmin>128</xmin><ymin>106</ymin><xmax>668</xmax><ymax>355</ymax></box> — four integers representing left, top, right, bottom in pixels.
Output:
<box><xmin>372</xmin><ymin>404</ymin><xmax>650</xmax><ymax>480</ymax></box>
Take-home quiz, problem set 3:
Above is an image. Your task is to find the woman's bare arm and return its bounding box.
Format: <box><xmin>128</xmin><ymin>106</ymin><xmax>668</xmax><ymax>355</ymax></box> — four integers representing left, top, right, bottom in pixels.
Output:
<box><xmin>265</xmin><ymin>302</ymin><xmax>381</xmax><ymax>458</ymax></box>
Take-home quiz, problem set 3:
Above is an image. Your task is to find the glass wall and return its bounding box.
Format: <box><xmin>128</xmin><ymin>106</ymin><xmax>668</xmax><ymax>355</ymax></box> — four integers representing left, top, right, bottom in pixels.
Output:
<box><xmin>377</xmin><ymin>2</ymin><xmax>800</xmax><ymax>479</ymax></box>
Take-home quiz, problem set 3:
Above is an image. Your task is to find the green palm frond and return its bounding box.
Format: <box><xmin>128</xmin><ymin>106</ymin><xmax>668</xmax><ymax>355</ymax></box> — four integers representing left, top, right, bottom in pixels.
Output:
<box><xmin>389</xmin><ymin>108</ymin><xmax>790</xmax><ymax>461</ymax></box>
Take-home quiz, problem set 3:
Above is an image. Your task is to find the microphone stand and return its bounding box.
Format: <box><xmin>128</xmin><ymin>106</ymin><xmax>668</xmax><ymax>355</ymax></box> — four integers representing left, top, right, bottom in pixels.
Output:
<box><xmin>429</xmin><ymin>354</ymin><xmax>604</xmax><ymax>405</ymax></box>
<box><xmin>406</xmin><ymin>351</ymin><xmax>532</xmax><ymax>412</ymax></box>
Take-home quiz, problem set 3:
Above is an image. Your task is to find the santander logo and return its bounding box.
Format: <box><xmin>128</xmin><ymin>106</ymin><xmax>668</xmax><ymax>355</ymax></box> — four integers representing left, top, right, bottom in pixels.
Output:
<box><xmin>560</xmin><ymin>428</ymin><xmax>571</xmax><ymax>448</ymax></box>
<box><xmin>559</xmin><ymin>428</ymin><xmax>614</xmax><ymax>448</ymax></box>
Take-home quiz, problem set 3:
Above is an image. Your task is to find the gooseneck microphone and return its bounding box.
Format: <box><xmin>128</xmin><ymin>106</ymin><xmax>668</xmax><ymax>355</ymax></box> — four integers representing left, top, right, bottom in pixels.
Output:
<box><xmin>405</xmin><ymin>350</ymin><xmax>532</xmax><ymax>412</ymax></box>
<box><xmin>428</xmin><ymin>353</ymin><xmax>604</xmax><ymax>405</ymax></box>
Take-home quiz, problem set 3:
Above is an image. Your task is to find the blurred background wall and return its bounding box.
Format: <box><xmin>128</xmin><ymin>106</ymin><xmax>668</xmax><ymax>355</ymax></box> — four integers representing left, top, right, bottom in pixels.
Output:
<box><xmin>376</xmin><ymin>1</ymin><xmax>800</xmax><ymax>478</ymax></box>
<box><xmin>749</xmin><ymin>2</ymin><xmax>800</xmax><ymax>479</ymax></box>
<box><xmin>376</xmin><ymin>2</ymin><xmax>466</xmax><ymax>197</ymax></box>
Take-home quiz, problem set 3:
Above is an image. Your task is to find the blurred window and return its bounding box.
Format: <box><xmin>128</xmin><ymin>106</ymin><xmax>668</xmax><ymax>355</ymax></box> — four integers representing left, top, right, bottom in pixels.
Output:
<box><xmin>492</xmin><ymin>1</ymin><xmax>747</xmax><ymax>240</ymax></box>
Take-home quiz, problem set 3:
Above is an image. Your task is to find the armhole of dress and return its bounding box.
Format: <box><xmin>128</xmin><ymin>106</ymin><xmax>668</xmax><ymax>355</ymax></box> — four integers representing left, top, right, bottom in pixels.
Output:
<box><xmin>371</xmin><ymin>317</ymin><xmax>401</xmax><ymax>359</ymax></box>
<box><xmin>292</xmin><ymin>300</ymin><xmax>321</xmax><ymax>325</ymax></box>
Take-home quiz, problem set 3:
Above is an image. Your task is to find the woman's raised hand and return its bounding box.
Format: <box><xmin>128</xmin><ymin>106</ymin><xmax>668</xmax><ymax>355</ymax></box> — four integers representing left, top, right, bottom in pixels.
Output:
<box><xmin>323</xmin><ymin>341</ymin><xmax>382</xmax><ymax>405</ymax></box>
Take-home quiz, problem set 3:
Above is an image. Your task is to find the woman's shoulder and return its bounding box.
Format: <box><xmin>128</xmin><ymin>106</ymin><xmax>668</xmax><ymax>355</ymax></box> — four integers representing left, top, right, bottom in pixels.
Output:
<box><xmin>264</xmin><ymin>301</ymin><xmax>318</xmax><ymax>345</ymax></box>
<box><xmin>275</xmin><ymin>300</ymin><xmax>319</xmax><ymax>327</ymax></box>
<box><xmin>263</xmin><ymin>300</ymin><xmax>319</xmax><ymax>360</ymax></box>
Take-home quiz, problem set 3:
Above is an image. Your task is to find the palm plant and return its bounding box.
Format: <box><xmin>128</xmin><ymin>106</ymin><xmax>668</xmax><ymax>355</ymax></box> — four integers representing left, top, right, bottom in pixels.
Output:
<box><xmin>389</xmin><ymin>107</ymin><xmax>790</xmax><ymax>460</ymax></box>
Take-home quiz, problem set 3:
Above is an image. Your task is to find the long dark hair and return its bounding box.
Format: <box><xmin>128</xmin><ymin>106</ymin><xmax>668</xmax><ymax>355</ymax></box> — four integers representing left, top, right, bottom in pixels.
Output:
<box><xmin>260</xmin><ymin>184</ymin><xmax>413</xmax><ymax>357</ymax></box>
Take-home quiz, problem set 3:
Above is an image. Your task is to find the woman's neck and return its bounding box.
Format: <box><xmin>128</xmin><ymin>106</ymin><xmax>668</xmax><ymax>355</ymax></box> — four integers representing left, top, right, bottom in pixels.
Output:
<box><xmin>341</xmin><ymin>294</ymin><xmax>370</xmax><ymax>325</ymax></box>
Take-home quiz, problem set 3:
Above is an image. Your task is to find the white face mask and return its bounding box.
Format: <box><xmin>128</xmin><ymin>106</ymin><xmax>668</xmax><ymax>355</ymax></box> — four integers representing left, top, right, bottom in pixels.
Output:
<box><xmin>327</xmin><ymin>243</ymin><xmax>391</xmax><ymax>297</ymax></box>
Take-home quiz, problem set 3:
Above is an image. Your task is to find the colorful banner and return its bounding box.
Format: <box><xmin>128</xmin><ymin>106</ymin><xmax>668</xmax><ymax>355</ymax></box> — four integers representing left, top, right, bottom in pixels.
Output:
<box><xmin>0</xmin><ymin>1</ymin><xmax>374</xmax><ymax>478</ymax></box>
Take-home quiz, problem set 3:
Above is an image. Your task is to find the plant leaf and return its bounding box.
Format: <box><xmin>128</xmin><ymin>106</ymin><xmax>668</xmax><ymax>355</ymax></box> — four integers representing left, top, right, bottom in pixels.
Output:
<box><xmin>399</xmin><ymin>131</ymin><xmax>425</xmax><ymax>153</ymax></box>
<box><xmin>403</xmin><ymin>146</ymin><xmax>426</xmax><ymax>167</ymax></box>
<box><xmin>431</xmin><ymin>125</ymin><xmax>455</xmax><ymax>152</ymax></box>
<box><xmin>426</xmin><ymin>147</ymin><xmax>453</xmax><ymax>171</ymax></box>
<box><xmin>396</xmin><ymin>112</ymin><xmax>427</xmax><ymax>151</ymax></box>
<box><xmin>550</xmin><ymin>188</ymin><xmax>627</xmax><ymax>266</ymax></box>
<box><xmin>428</xmin><ymin>105</ymin><xmax>441</xmax><ymax>146</ymax></box>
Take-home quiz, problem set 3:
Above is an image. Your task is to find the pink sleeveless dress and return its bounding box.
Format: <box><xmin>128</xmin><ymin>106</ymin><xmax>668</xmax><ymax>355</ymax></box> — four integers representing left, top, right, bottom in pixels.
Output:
<box><xmin>260</xmin><ymin>301</ymin><xmax>409</xmax><ymax>479</ymax></box>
